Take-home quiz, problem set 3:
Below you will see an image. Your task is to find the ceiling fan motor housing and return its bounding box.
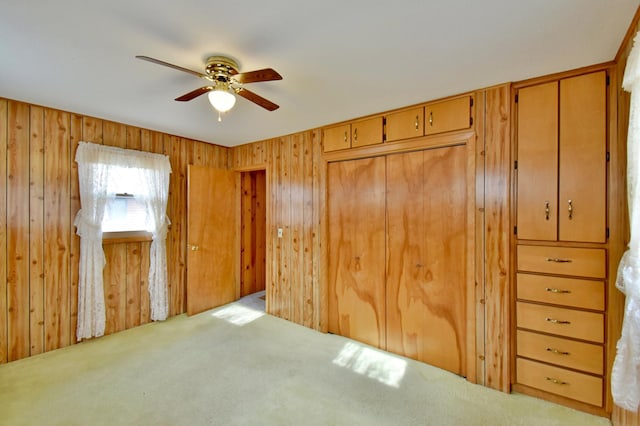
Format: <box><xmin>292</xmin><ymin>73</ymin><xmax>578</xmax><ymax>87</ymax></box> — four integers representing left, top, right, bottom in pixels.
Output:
<box><xmin>205</xmin><ymin>56</ymin><xmax>239</xmax><ymax>83</ymax></box>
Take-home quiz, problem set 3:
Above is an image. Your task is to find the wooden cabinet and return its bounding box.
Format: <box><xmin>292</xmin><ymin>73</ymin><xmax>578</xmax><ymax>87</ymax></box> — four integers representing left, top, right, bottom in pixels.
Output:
<box><xmin>424</xmin><ymin>96</ymin><xmax>472</xmax><ymax>135</ymax></box>
<box><xmin>328</xmin><ymin>142</ymin><xmax>472</xmax><ymax>377</ymax></box>
<box><xmin>386</xmin><ymin>146</ymin><xmax>467</xmax><ymax>375</ymax></box>
<box><xmin>516</xmin><ymin>71</ymin><xmax>606</xmax><ymax>243</ymax></box>
<box><xmin>513</xmin><ymin>70</ymin><xmax>609</xmax><ymax>411</ymax></box>
<box><xmin>323</xmin><ymin>123</ymin><xmax>351</xmax><ymax>152</ymax></box>
<box><xmin>327</xmin><ymin>156</ymin><xmax>386</xmax><ymax>348</ymax></box>
<box><xmin>323</xmin><ymin>118</ymin><xmax>384</xmax><ymax>152</ymax></box>
<box><xmin>385</xmin><ymin>107</ymin><xmax>424</xmax><ymax>142</ymax></box>
<box><xmin>351</xmin><ymin>117</ymin><xmax>383</xmax><ymax>148</ymax></box>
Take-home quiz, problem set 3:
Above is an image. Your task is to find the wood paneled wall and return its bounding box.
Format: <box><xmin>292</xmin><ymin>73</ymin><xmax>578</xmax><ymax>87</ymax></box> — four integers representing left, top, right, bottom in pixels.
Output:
<box><xmin>230</xmin><ymin>132</ymin><xmax>323</xmax><ymax>330</ymax></box>
<box><xmin>0</xmin><ymin>98</ymin><xmax>229</xmax><ymax>363</ymax></box>
<box><xmin>612</xmin><ymin>7</ymin><xmax>640</xmax><ymax>426</ymax></box>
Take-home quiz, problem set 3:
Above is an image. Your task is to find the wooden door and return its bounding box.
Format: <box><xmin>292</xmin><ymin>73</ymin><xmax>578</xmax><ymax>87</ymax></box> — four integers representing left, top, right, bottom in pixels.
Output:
<box><xmin>516</xmin><ymin>81</ymin><xmax>559</xmax><ymax>241</ymax></box>
<box><xmin>186</xmin><ymin>165</ymin><xmax>237</xmax><ymax>315</ymax></box>
<box><xmin>323</xmin><ymin>123</ymin><xmax>351</xmax><ymax>152</ymax></box>
<box><xmin>386</xmin><ymin>146</ymin><xmax>467</xmax><ymax>375</ymax></box>
<box><xmin>328</xmin><ymin>156</ymin><xmax>386</xmax><ymax>349</ymax></box>
<box><xmin>559</xmin><ymin>71</ymin><xmax>607</xmax><ymax>243</ymax></box>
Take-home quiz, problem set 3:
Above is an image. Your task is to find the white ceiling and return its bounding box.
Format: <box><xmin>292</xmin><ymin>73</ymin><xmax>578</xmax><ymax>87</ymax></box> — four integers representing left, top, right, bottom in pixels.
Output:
<box><xmin>1</xmin><ymin>1</ymin><xmax>638</xmax><ymax>147</ymax></box>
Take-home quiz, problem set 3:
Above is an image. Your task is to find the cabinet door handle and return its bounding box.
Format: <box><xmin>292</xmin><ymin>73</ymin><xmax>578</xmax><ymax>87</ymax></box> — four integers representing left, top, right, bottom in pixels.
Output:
<box><xmin>545</xmin><ymin>200</ymin><xmax>550</xmax><ymax>221</ymax></box>
<box><xmin>568</xmin><ymin>199</ymin><xmax>573</xmax><ymax>220</ymax></box>
<box><xmin>546</xmin><ymin>347</ymin><xmax>570</xmax><ymax>356</ymax></box>
<box><xmin>415</xmin><ymin>115</ymin><xmax>420</xmax><ymax>131</ymax></box>
<box><xmin>545</xmin><ymin>287</ymin><xmax>571</xmax><ymax>294</ymax></box>
<box><xmin>429</xmin><ymin>111</ymin><xmax>433</xmax><ymax>126</ymax></box>
<box><xmin>545</xmin><ymin>377</ymin><xmax>568</xmax><ymax>385</ymax></box>
<box><xmin>545</xmin><ymin>317</ymin><xmax>571</xmax><ymax>325</ymax></box>
<box><xmin>354</xmin><ymin>128</ymin><xmax>358</xmax><ymax>142</ymax></box>
<box><xmin>546</xmin><ymin>257</ymin><xmax>572</xmax><ymax>263</ymax></box>
<box><xmin>344</xmin><ymin>131</ymin><xmax>348</xmax><ymax>142</ymax></box>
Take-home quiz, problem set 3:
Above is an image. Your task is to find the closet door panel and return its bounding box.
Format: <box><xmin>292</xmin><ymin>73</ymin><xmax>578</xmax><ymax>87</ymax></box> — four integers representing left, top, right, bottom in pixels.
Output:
<box><xmin>386</xmin><ymin>145</ymin><xmax>467</xmax><ymax>375</ymax></box>
<box><xmin>420</xmin><ymin>145</ymin><xmax>467</xmax><ymax>374</ymax></box>
<box><xmin>386</xmin><ymin>151</ymin><xmax>424</xmax><ymax>359</ymax></box>
<box><xmin>328</xmin><ymin>157</ymin><xmax>386</xmax><ymax>348</ymax></box>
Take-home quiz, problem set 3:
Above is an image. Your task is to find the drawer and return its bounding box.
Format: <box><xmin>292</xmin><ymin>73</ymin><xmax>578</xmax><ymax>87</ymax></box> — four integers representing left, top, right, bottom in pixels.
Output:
<box><xmin>517</xmin><ymin>245</ymin><xmax>605</xmax><ymax>278</ymax></box>
<box><xmin>516</xmin><ymin>330</ymin><xmax>603</xmax><ymax>374</ymax></box>
<box><xmin>424</xmin><ymin>96</ymin><xmax>472</xmax><ymax>135</ymax></box>
<box><xmin>516</xmin><ymin>302</ymin><xmax>604</xmax><ymax>343</ymax></box>
<box><xmin>517</xmin><ymin>358</ymin><xmax>603</xmax><ymax>406</ymax></box>
<box><xmin>517</xmin><ymin>273</ymin><xmax>604</xmax><ymax>311</ymax></box>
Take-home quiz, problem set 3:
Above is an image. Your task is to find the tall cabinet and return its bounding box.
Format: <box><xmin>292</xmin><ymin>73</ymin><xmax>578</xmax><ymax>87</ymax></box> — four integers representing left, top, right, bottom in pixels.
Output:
<box><xmin>513</xmin><ymin>70</ymin><xmax>609</xmax><ymax>412</ymax></box>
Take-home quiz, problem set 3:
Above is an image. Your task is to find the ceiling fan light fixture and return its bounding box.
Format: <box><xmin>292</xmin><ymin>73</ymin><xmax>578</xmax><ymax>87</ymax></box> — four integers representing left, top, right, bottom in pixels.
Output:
<box><xmin>207</xmin><ymin>88</ymin><xmax>236</xmax><ymax>113</ymax></box>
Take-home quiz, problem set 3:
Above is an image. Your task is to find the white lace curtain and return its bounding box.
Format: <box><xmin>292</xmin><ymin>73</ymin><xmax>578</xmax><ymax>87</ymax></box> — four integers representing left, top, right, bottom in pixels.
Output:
<box><xmin>75</xmin><ymin>141</ymin><xmax>171</xmax><ymax>341</ymax></box>
<box><xmin>613</xmin><ymin>30</ymin><xmax>640</xmax><ymax>412</ymax></box>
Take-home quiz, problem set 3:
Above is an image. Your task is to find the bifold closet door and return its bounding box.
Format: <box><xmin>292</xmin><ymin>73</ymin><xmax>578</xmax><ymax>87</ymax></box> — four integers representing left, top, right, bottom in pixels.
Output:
<box><xmin>386</xmin><ymin>146</ymin><xmax>467</xmax><ymax>375</ymax></box>
<box><xmin>328</xmin><ymin>156</ymin><xmax>386</xmax><ymax>349</ymax></box>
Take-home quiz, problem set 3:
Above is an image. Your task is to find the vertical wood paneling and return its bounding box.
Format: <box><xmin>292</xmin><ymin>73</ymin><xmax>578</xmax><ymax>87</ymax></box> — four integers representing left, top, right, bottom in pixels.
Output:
<box><xmin>164</xmin><ymin>135</ymin><xmax>184</xmax><ymax>316</ymax></box>
<box><xmin>0</xmin><ymin>97</ymin><xmax>228</xmax><ymax>363</ymax></box>
<box><xmin>290</xmin><ymin>134</ymin><xmax>303</xmax><ymax>324</ymax></box>
<box><xmin>0</xmin><ymin>99</ymin><xmax>8</xmax><ymax>363</ymax></box>
<box><xmin>69</xmin><ymin>113</ymin><xmax>82</xmax><ymax>344</ymax></box>
<box><xmin>7</xmin><ymin>100</ymin><xmax>30</xmax><ymax>361</ymax></box>
<box><xmin>278</xmin><ymin>138</ymin><xmax>291</xmax><ymax>320</ymax></box>
<box><xmin>44</xmin><ymin>109</ymin><xmax>71</xmax><ymax>351</ymax></box>
<box><xmin>29</xmin><ymin>106</ymin><xmax>45</xmax><ymax>356</ymax></box>
<box><xmin>302</xmin><ymin>133</ymin><xmax>315</xmax><ymax>329</ymax></box>
<box><xmin>483</xmin><ymin>85</ymin><xmax>511</xmax><ymax>392</ymax></box>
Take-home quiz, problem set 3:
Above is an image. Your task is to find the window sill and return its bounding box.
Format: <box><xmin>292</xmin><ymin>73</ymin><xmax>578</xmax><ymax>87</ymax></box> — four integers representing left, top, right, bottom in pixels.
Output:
<box><xmin>102</xmin><ymin>231</ymin><xmax>153</xmax><ymax>244</ymax></box>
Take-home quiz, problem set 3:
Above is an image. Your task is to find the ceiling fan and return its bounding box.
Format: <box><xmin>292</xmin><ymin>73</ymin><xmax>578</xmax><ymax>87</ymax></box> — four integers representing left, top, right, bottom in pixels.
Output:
<box><xmin>136</xmin><ymin>55</ymin><xmax>282</xmax><ymax>120</ymax></box>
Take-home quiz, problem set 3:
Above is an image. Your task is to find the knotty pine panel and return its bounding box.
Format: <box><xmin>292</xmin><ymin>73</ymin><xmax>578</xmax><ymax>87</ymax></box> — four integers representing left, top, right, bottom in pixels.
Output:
<box><xmin>0</xmin><ymin>99</ymin><xmax>7</xmax><ymax>363</ymax></box>
<box><xmin>0</xmin><ymin>97</ymin><xmax>229</xmax><ymax>363</ymax></box>
<box><xmin>483</xmin><ymin>84</ymin><xmax>511</xmax><ymax>392</ymax></box>
<box><xmin>29</xmin><ymin>106</ymin><xmax>45</xmax><ymax>356</ymax></box>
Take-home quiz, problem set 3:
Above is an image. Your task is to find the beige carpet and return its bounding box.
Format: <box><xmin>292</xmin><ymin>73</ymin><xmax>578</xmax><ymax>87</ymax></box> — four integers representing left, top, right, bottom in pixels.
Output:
<box><xmin>0</xmin><ymin>293</ymin><xmax>611</xmax><ymax>426</ymax></box>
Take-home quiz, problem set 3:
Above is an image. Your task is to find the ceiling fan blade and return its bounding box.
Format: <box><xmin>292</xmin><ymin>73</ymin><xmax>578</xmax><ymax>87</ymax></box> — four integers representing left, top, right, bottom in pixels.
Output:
<box><xmin>236</xmin><ymin>88</ymin><xmax>279</xmax><ymax>111</ymax></box>
<box><xmin>136</xmin><ymin>55</ymin><xmax>208</xmax><ymax>79</ymax></box>
<box><xmin>175</xmin><ymin>86</ymin><xmax>214</xmax><ymax>101</ymax></box>
<box><xmin>234</xmin><ymin>68</ymin><xmax>282</xmax><ymax>84</ymax></box>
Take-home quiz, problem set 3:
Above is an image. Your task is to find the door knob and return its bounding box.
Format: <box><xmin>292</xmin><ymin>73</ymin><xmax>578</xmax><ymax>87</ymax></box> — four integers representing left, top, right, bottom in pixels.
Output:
<box><xmin>188</xmin><ymin>244</ymin><xmax>200</xmax><ymax>251</ymax></box>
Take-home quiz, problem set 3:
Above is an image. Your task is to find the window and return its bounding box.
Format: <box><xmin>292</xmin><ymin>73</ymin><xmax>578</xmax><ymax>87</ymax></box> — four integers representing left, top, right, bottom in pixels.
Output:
<box><xmin>101</xmin><ymin>166</ymin><xmax>151</xmax><ymax>240</ymax></box>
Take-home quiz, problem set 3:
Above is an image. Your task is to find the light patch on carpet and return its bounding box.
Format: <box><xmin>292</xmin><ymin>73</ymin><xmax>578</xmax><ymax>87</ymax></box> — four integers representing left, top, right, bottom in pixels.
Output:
<box><xmin>333</xmin><ymin>341</ymin><xmax>407</xmax><ymax>388</ymax></box>
<box><xmin>212</xmin><ymin>304</ymin><xmax>264</xmax><ymax>326</ymax></box>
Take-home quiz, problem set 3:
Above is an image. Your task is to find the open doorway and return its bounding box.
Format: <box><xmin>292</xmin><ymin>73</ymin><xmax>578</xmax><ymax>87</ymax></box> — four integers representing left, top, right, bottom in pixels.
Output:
<box><xmin>239</xmin><ymin>169</ymin><xmax>266</xmax><ymax>310</ymax></box>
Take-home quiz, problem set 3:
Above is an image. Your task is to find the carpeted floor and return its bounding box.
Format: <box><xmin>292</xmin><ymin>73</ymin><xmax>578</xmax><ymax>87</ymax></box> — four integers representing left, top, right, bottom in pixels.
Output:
<box><xmin>0</xmin><ymin>292</ymin><xmax>611</xmax><ymax>425</ymax></box>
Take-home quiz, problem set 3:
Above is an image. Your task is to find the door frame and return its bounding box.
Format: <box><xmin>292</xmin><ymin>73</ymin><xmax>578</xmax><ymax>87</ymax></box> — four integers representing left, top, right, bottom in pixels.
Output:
<box><xmin>233</xmin><ymin>165</ymin><xmax>269</xmax><ymax>309</ymax></box>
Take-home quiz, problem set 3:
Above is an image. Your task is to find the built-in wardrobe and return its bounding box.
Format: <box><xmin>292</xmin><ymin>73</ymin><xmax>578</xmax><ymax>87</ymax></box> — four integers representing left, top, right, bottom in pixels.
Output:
<box><xmin>324</xmin><ymin>95</ymin><xmax>476</xmax><ymax>377</ymax></box>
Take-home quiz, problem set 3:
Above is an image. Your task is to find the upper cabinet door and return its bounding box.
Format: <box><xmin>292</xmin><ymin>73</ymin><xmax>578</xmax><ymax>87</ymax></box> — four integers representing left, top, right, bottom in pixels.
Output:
<box><xmin>385</xmin><ymin>107</ymin><xmax>424</xmax><ymax>142</ymax></box>
<box><xmin>424</xmin><ymin>96</ymin><xmax>472</xmax><ymax>135</ymax></box>
<box><xmin>559</xmin><ymin>72</ymin><xmax>607</xmax><ymax>243</ymax></box>
<box><xmin>323</xmin><ymin>123</ymin><xmax>351</xmax><ymax>152</ymax></box>
<box><xmin>517</xmin><ymin>81</ymin><xmax>559</xmax><ymax>241</ymax></box>
<box><xmin>351</xmin><ymin>116</ymin><xmax>384</xmax><ymax>148</ymax></box>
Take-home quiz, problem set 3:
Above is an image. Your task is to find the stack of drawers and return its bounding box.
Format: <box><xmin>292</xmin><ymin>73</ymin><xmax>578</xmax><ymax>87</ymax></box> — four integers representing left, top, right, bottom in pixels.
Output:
<box><xmin>515</xmin><ymin>245</ymin><xmax>606</xmax><ymax>407</ymax></box>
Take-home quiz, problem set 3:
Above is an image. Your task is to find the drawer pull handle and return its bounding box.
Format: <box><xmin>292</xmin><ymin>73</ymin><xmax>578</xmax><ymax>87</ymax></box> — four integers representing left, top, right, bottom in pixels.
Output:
<box><xmin>568</xmin><ymin>199</ymin><xmax>573</xmax><ymax>220</ymax></box>
<box><xmin>415</xmin><ymin>115</ymin><xmax>420</xmax><ymax>131</ymax></box>
<box><xmin>545</xmin><ymin>287</ymin><xmax>571</xmax><ymax>294</ymax></box>
<box><xmin>545</xmin><ymin>317</ymin><xmax>571</xmax><ymax>325</ymax></box>
<box><xmin>545</xmin><ymin>201</ymin><xmax>550</xmax><ymax>221</ymax></box>
<box><xmin>354</xmin><ymin>128</ymin><xmax>358</xmax><ymax>142</ymax></box>
<box><xmin>429</xmin><ymin>111</ymin><xmax>433</xmax><ymax>126</ymax></box>
<box><xmin>545</xmin><ymin>257</ymin><xmax>572</xmax><ymax>263</ymax></box>
<box><xmin>546</xmin><ymin>347</ymin><xmax>570</xmax><ymax>356</ymax></box>
<box><xmin>545</xmin><ymin>377</ymin><xmax>568</xmax><ymax>385</ymax></box>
